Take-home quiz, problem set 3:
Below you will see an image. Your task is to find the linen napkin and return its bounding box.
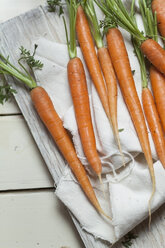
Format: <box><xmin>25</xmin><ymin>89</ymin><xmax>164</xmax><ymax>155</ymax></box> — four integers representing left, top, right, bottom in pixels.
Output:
<box><xmin>32</xmin><ymin>37</ymin><xmax>165</xmax><ymax>244</ymax></box>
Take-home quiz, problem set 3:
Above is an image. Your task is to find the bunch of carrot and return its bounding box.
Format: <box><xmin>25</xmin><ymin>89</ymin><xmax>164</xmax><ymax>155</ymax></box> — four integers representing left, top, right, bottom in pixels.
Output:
<box><xmin>1</xmin><ymin>0</ymin><xmax>165</xmax><ymax>222</ymax></box>
<box><xmin>64</xmin><ymin>0</ymin><xmax>165</xmax><ymax>222</ymax></box>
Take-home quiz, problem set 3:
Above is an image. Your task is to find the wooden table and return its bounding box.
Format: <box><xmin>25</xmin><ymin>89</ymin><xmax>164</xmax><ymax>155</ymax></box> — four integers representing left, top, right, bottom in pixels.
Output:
<box><xmin>0</xmin><ymin>1</ymin><xmax>164</xmax><ymax>247</ymax></box>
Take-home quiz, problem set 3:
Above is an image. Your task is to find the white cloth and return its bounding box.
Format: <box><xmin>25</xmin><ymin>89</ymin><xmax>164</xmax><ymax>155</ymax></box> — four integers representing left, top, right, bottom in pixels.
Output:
<box><xmin>32</xmin><ymin>32</ymin><xmax>165</xmax><ymax>243</ymax></box>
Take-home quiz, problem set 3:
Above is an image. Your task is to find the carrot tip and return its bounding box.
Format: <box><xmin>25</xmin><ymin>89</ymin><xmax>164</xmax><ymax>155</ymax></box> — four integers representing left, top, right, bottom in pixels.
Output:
<box><xmin>148</xmin><ymin>179</ymin><xmax>156</xmax><ymax>229</ymax></box>
<box><xmin>99</xmin><ymin>208</ymin><xmax>112</xmax><ymax>220</ymax></box>
<box><xmin>115</xmin><ymin>130</ymin><xmax>126</xmax><ymax>167</ymax></box>
<box><xmin>98</xmin><ymin>173</ymin><xmax>107</xmax><ymax>199</ymax></box>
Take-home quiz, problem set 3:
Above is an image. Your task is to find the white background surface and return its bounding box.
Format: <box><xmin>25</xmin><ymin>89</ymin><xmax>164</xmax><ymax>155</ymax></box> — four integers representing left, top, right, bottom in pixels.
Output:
<box><xmin>0</xmin><ymin>1</ymin><xmax>164</xmax><ymax>248</ymax></box>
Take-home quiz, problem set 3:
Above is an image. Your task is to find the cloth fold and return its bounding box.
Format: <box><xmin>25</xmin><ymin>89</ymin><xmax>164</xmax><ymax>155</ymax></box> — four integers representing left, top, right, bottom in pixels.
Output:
<box><xmin>33</xmin><ymin>38</ymin><xmax>165</xmax><ymax>244</ymax></box>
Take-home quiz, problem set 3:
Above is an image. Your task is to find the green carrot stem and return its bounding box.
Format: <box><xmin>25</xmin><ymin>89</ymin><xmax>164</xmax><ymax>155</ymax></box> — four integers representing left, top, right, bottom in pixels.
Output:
<box><xmin>84</xmin><ymin>0</ymin><xmax>103</xmax><ymax>49</ymax></box>
<box><xmin>95</xmin><ymin>0</ymin><xmax>145</xmax><ymax>40</ymax></box>
<box><xmin>0</xmin><ymin>55</ymin><xmax>37</xmax><ymax>89</ymax></box>
<box><xmin>65</xmin><ymin>0</ymin><xmax>78</xmax><ymax>59</ymax></box>
<box><xmin>138</xmin><ymin>0</ymin><xmax>158</xmax><ymax>42</ymax></box>
<box><xmin>132</xmin><ymin>39</ymin><xmax>148</xmax><ymax>88</ymax></box>
<box><xmin>130</xmin><ymin>0</ymin><xmax>148</xmax><ymax>88</ymax></box>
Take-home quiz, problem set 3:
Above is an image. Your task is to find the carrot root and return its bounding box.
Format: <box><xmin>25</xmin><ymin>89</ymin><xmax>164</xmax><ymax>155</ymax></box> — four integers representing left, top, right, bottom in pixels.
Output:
<box><xmin>150</xmin><ymin>65</ymin><xmax>165</xmax><ymax>134</ymax></box>
<box><xmin>30</xmin><ymin>86</ymin><xmax>105</xmax><ymax>216</ymax></box>
<box><xmin>142</xmin><ymin>87</ymin><xmax>165</xmax><ymax>168</ymax></box>
<box><xmin>76</xmin><ymin>5</ymin><xmax>110</xmax><ymax>118</ymax></box>
<box><xmin>141</xmin><ymin>39</ymin><xmax>165</xmax><ymax>75</ymax></box>
<box><xmin>106</xmin><ymin>29</ymin><xmax>156</xmax><ymax>220</ymax></box>
<box><xmin>67</xmin><ymin>57</ymin><xmax>102</xmax><ymax>175</ymax></box>
<box><xmin>152</xmin><ymin>0</ymin><xmax>165</xmax><ymax>38</ymax></box>
<box><xmin>97</xmin><ymin>46</ymin><xmax>125</xmax><ymax>167</ymax></box>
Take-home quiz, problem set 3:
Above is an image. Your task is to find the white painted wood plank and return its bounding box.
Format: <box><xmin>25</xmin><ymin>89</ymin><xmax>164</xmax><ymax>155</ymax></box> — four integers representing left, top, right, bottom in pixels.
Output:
<box><xmin>0</xmin><ymin>115</ymin><xmax>53</xmax><ymax>190</ymax></box>
<box><xmin>0</xmin><ymin>0</ymin><xmax>45</xmax><ymax>23</ymax></box>
<box><xmin>0</xmin><ymin>190</ymin><xmax>84</xmax><ymax>248</ymax></box>
<box><xmin>0</xmin><ymin>189</ymin><xmax>164</xmax><ymax>248</ymax></box>
<box><xmin>0</xmin><ymin>95</ymin><xmax>20</xmax><ymax>115</ymax></box>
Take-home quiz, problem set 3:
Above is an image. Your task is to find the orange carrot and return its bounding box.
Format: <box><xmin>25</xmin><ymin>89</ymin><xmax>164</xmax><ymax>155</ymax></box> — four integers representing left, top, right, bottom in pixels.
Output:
<box><xmin>152</xmin><ymin>0</ymin><xmax>165</xmax><ymax>38</ymax></box>
<box><xmin>31</xmin><ymin>86</ymin><xmax>107</xmax><ymax>216</ymax></box>
<box><xmin>106</xmin><ymin>27</ymin><xmax>155</xmax><ymax>192</ymax></box>
<box><xmin>67</xmin><ymin>57</ymin><xmax>102</xmax><ymax>176</ymax></box>
<box><xmin>150</xmin><ymin>65</ymin><xmax>165</xmax><ymax>133</ymax></box>
<box><xmin>76</xmin><ymin>5</ymin><xmax>110</xmax><ymax>118</ymax></box>
<box><xmin>140</xmin><ymin>39</ymin><xmax>165</xmax><ymax>75</ymax></box>
<box><xmin>0</xmin><ymin>49</ymin><xmax>107</xmax><ymax>216</ymax></box>
<box><xmin>97</xmin><ymin>47</ymin><xmax>123</xmax><ymax>157</ymax></box>
<box><xmin>83</xmin><ymin>0</ymin><xmax>125</xmax><ymax>165</ymax></box>
<box><xmin>63</xmin><ymin>0</ymin><xmax>103</xmax><ymax>177</ymax></box>
<box><xmin>142</xmin><ymin>87</ymin><xmax>165</xmax><ymax>169</ymax></box>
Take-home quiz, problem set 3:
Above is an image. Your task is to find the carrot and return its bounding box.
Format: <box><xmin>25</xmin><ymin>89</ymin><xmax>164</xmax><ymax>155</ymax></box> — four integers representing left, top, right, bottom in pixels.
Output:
<box><xmin>76</xmin><ymin>5</ymin><xmax>110</xmax><ymax>119</ymax></box>
<box><xmin>152</xmin><ymin>0</ymin><xmax>165</xmax><ymax>38</ymax></box>
<box><xmin>31</xmin><ymin>86</ymin><xmax>106</xmax><ymax>214</ymax></box>
<box><xmin>0</xmin><ymin>49</ymin><xmax>109</xmax><ymax>218</ymax></box>
<box><xmin>62</xmin><ymin>0</ymin><xmax>102</xmax><ymax>177</ymax></box>
<box><xmin>106</xmin><ymin>28</ymin><xmax>156</xmax><ymax>216</ymax></box>
<box><xmin>142</xmin><ymin>88</ymin><xmax>165</xmax><ymax>169</ymax></box>
<box><xmin>140</xmin><ymin>39</ymin><xmax>165</xmax><ymax>75</ymax></box>
<box><xmin>82</xmin><ymin>0</ymin><xmax>125</xmax><ymax>166</ymax></box>
<box><xmin>106</xmin><ymin>27</ymin><xmax>154</xmax><ymax>175</ymax></box>
<box><xmin>97</xmin><ymin>47</ymin><xmax>119</xmax><ymax>149</ymax></box>
<box><xmin>150</xmin><ymin>66</ymin><xmax>165</xmax><ymax>132</ymax></box>
<box><xmin>67</xmin><ymin>57</ymin><xmax>102</xmax><ymax>175</ymax></box>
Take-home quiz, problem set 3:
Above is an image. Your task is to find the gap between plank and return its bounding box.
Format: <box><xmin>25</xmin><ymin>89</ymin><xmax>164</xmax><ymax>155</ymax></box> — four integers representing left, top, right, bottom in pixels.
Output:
<box><xmin>0</xmin><ymin>187</ymin><xmax>56</xmax><ymax>194</ymax></box>
<box><xmin>0</xmin><ymin>113</ymin><xmax>22</xmax><ymax>117</ymax></box>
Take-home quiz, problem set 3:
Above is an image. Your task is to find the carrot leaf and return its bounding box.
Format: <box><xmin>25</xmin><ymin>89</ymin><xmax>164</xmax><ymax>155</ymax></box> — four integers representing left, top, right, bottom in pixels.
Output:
<box><xmin>47</xmin><ymin>0</ymin><xmax>64</xmax><ymax>16</ymax></box>
<box><xmin>118</xmin><ymin>128</ymin><xmax>124</xmax><ymax>132</ymax></box>
<box><xmin>138</xmin><ymin>0</ymin><xmax>158</xmax><ymax>42</ymax></box>
<box><xmin>0</xmin><ymin>52</ymin><xmax>37</xmax><ymax>89</ymax></box>
<box><xmin>95</xmin><ymin>0</ymin><xmax>145</xmax><ymax>41</ymax></box>
<box><xmin>0</xmin><ymin>83</ymin><xmax>16</xmax><ymax>104</ymax></box>
<box><xmin>19</xmin><ymin>44</ymin><xmax>43</xmax><ymax>70</ymax></box>
<box><xmin>122</xmin><ymin>232</ymin><xmax>138</xmax><ymax>248</ymax></box>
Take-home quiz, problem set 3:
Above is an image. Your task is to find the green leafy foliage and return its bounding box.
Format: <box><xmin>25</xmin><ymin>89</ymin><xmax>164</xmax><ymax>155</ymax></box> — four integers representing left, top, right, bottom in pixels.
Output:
<box><xmin>47</xmin><ymin>0</ymin><xmax>64</xmax><ymax>16</ymax></box>
<box><xmin>99</xmin><ymin>17</ymin><xmax>117</xmax><ymax>34</ymax></box>
<box><xmin>0</xmin><ymin>84</ymin><xmax>16</xmax><ymax>104</ymax></box>
<box><xmin>19</xmin><ymin>44</ymin><xmax>43</xmax><ymax>70</ymax></box>
<box><xmin>122</xmin><ymin>232</ymin><xmax>138</xmax><ymax>248</ymax></box>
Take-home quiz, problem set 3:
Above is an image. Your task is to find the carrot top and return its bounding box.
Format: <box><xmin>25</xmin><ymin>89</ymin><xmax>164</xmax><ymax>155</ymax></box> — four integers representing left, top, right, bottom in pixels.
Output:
<box><xmin>64</xmin><ymin>0</ymin><xmax>79</xmax><ymax>59</ymax></box>
<box><xmin>130</xmin><ymin>0</ymin><xmax>157</xmax><ymax>88</ymax></box>
<box><xmin>131</xmin><ymin>0</ymin><xmax>158</xmax><ymax>88</ymax></box>
<box><xmin>47</xmin><ymin>0</ymin><xmax>79</xmax><ymax>59</ymax></box>
<box><xmin>95</xmin><ymin>0</ymin><xmax>148</xmax><ymax>41</ymax></box>
<box><xmin>0</xmin><ymin>45</ymin><xmax>44</xmax><ymax>93</ymax></box>
<box><xmin>0</xmin><ymin>52</ymin><xmax>37</xmax><ymax>89</ymax></box>
<box><xmin>83</xmin><ymin>0</ymin><xmax>103</xmax><ymax>49</ymax></box>
<box><xmin>138</xmin><ymin>0</ymin><xmax>158</xmax><ymax>42</ymax></box>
